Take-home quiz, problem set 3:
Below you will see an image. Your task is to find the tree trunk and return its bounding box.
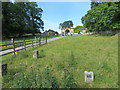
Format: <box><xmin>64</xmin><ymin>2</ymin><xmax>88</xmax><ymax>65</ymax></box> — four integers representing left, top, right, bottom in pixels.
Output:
<box><xmin>32</xmin><ymin>33</ymin><xmax>35</xmax><ymax>36</ymax></box>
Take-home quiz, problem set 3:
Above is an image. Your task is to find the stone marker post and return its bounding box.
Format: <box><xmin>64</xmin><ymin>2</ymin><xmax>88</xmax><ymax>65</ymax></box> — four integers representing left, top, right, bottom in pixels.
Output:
<box><xmin>0</xmin><ymin>63</ymin><xmax>7</xmax><ymax>75</ymax></box>
<box><xmin>84</xmin><ymin>71</ymin><xmax>94</xmax><ymax>82</ymax></box>
<box><xmin>33</xmin><ymin>50</ymin><xmax>39</xmax><ymax>58</ymax></box>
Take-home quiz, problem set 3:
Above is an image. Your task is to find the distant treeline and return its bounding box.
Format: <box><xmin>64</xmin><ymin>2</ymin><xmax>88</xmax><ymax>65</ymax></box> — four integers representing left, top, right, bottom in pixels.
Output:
<box><xmin>81</xmin><ymin>2</ymin><xmax>120</xmax><ymax>33</ymax></box>
<box><xmin>2</xmin><ymin>2</ymin><xmax>44</xmax><ymax>37</ymax></box>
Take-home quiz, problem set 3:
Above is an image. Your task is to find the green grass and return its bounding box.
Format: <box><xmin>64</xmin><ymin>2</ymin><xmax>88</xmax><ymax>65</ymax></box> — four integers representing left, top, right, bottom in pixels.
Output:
<box><xmin>1</xmin><ymin>35</ymin><xmax>118</xmax><ymax>88</ymax></box>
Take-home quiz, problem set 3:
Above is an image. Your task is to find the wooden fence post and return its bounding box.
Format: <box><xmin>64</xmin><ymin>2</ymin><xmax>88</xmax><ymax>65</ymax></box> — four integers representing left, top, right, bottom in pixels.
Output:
<box><xmin>11</xmin><ymin>38</ymin><xmax>16</xmax><ymax>55</ymax></box>
<box><xmin>46</xmin><ymin>35</ymin><xmax>47</xmax><ymax>44</ymax></box>
<box><xmin>40</xmin><ymin>36</ymin><xmax>41</xmax><ymax>45</ymax></box>
<box><xmin>38</xmin><ymin>37</ymin><xmax>40</xmax><ymax>46</ymax></box>
<box><xmin>36</xmin><ymin>37</ymin><xmax>37</xmax><ymax>46</ymax></box>
<box><xmin>35</xmin><ymin>37</ymin><xmax>37</xmax><ymax>46</ymax></box>
<box><xmin>24</xmin><ymin>39</ymin><xmax>26</xmax><ymax>50</ymax></box>
<box><xmin>5</xmin><ymin>41</ymin><xmax>7</xmax><ymax>47</ymax></box>
<box><xmin>32</xmin><ymin>40</ymin><xmax>34</xmax><ymax>48</ymax></box>
<box><xmin>45</xmin><ymin>31</ymin><xmax>47</xmax><ymax>44</ymax></box>
<box><xmin>42</xmin><ymin>36</ymin><xmax>44</xmax><ymax>44</ymax></box>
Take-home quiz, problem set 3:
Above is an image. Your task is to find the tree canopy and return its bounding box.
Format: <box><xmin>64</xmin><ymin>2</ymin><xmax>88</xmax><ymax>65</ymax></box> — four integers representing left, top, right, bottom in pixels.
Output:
<box><xmin>59</xmin><ymin>20</ymin><xmax>73</xmax><ymax>30</ymax></box>
<box><xmin>74</xmin><ymin>26</ymin><xmax>87</xmax><ymax>33</ymax></box>
<box><xmin>81</xmin><ymin>2</ymin><xmax>120</xmax><ymax>33</ymax></box>
<box><xmin>2</xmin><ymin>2</ymin><xmax>44</xmax><ymax>37</ymax></box>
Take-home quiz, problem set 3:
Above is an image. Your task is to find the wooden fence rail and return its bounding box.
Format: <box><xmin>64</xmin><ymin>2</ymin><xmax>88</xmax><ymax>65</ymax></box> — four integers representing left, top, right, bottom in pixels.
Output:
<box><xmin>0</xmin><ymin>35</ymin><xmax>48</xmax><ymax>55</ymax></box>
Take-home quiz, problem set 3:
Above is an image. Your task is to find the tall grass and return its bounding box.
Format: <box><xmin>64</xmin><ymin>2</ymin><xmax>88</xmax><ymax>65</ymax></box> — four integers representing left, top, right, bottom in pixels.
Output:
<box><xmin>2</xmin><ymin>35</ymin><xmax>118</xmax><ymax>88</ymax></box>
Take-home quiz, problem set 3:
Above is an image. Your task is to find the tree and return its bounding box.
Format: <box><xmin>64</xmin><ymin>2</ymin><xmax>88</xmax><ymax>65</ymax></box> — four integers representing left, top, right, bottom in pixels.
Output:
<box><xmin>10</xmin><ymin>2</ymin><xmax>27</xmax><ymax>37</ymax></box>
<box><xmin>2</xmin><ymin>2</ymin><xmax>14</xmax><ymax>37</ymax></box>
<box><xmin>74</xmin><ymin>26</ymin><xmax>86</xmax><ymax>33</ymax></box>
<box><xmin>24</xmin><ymin>2</ymin><xmax>44</xmax><ymax>36</ymax></box>
<box><xmin>2</xmin><ymin>2</ymin><xmax>44</xmax><ymax>37</ymax></box>
<box><xmin>81</xmin><ymin>2</ymin><xmax>120</xmax><ymax>33</ymax></box>
<box><xmin>59</xmin><ymin>20</ymin><xmax>73</xmax><ymax>30</ymax></box>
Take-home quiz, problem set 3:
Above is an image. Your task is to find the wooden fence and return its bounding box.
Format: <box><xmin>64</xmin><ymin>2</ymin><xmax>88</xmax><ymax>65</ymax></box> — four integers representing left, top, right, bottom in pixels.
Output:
<box><xmin>0</xmin><ymin>35</ymin><xmax>48</xmax><ymax>55</ymax></box>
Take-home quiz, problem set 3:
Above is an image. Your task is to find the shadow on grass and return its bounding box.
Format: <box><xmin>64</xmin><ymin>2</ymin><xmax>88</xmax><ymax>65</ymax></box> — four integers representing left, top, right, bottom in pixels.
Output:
<box><xmin>94</xmin><ymin>33</ymin><xmax>116</xmax><ymax>37</ymax></box>
<box><xmin>38</xmin><ymin>55</ymin><xmax>45</xmax><ymax>58</ymax></box>
<box><xmin>38</xmin><ymin>49</ymin><xmax>45</xmax><ymax>58</ymax></box>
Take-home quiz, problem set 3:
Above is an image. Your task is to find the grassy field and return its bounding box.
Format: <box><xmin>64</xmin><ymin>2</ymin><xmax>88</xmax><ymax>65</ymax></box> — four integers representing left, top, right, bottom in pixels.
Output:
<box><xmin>1</xmin><ymin>35</ymin><xmax>118</xmax><ymax>88</ymax></box>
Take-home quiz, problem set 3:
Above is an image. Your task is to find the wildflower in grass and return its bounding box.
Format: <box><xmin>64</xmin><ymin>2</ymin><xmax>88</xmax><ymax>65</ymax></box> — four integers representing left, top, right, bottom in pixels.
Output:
<box><xmin>13</xmin><ymin>73</ymin><xmax>19</xmax><ymax>77</ymax></box>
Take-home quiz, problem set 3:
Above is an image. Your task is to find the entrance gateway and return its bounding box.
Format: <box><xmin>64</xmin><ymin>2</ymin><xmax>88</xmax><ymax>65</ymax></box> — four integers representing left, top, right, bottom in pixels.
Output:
<box><xmin>61</xmin><ymin>28</ymin><xmax>74</xmax><ymax>36</ymax></box>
